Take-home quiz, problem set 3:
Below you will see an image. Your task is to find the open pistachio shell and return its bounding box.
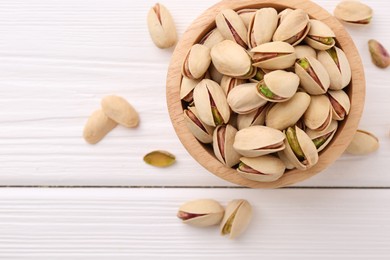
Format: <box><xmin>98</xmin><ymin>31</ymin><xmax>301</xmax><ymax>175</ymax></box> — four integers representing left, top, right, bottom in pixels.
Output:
<box><xmin>251</xmin><ymin>41</ymin><xmax>296</xmax><ymax>70</ymax></box>
<box><xmin>193</xmin><ymin>79</ymin><xmax>230</xmax><ymax>127</ymax></box>
<box><xmin>233</xmin><ymin>125</ymin><xmax>285</xmax><ymax>157</ymax></box>
<box><xmin>247</xmin><ymin>8</ymin><xmax>278</xmax><ymax>48</ymax></box>
<box><xmin>143</xmin><ymin>150</ymin><xmax>176</xmax><ymax>167</ymax></box>
<box><xmin>306</xmin><ymin>120</ymin><xmax>338</xmax><ymax>152</ymax></box>
<box><xmin>216</xmin><ymin>9</ymin><xmax>248</xmax><ymax>48</ymax></box>
<box><xmin>178</xmin><ymin>199</ymin><xmax>224</xmax><ymax>227</ymax></box>
<box><xmin>334</xmin><ymin>1</ymin><xmax>373</xmax><ymax>24</ymax></box>
<box><xmin>256</xmin><ymin>70</ymin><xmax>300</xmax><ymax>102</ymax></box>
<box><xmin>266</xmin><ymin>92</ymin><xmax>311</xmax><ymax>130</ymax></box>
<box><xmin>199</xmin><ymin>28</ymin><xmax>224</xmax><ymax>49</ymax></box>
<box><xmin>295</xmin><ymin>56</ymin><xmax>330</xmax><ymax>95</ymax></box>
<box><xmin>237</xmin><ymin>155</ymin><xmax>286</xmax><ymax>182</ymax></box>
<box><xmin>317</xmin><ymin>47</ymin><xmax>351</xmax><ymax>90</ymax></box>
<box><xmin>180</xmin><ymin>77</ymin><xmax>201</xmax><ymax>103</ymax></box>
<box><xmin>294</xmin><ymin>45</ymin><xmax>317</xmax><ymax>60</ymax></box>
<box><xmin>236</xmin><ymin>103</ymin><xmax>269</xmax><ymax>130</ymax></box>
<box><xmin>304</xmin><ymin>95</ymin><xmax>332</xmax><ymax>131</ymax></box>
<box><xmin>182</xmin><ymin>44</ymin><xmax>211</xmax><ymax>79</ymax></box>
<box><xmin>227</xmin><ymin>83</ymin><xmax>267</xmax><ymax>114</ymax></box>
<box><xmin>273</xmin><ymin>9</ymin><xmax>310</xmax><ymax>46</ymax></box>
<box><xmin>328</xmin><ymin>90</ymin><xmax>351</xmax><ymax>121</ymax></box>
<box><xmin>237</xmin><ymin>9</ymin><xmax>256</xmax><ymax>28</ymax></box>
<box><xmin>184</xmin><ymin>106</ymin><xmax>214</xmax><ymax>144</ymax></box>
<box><xmin>147</xmin><ymin>3</ymin><xmax>177</xmax><ymax>49</ymax></box>
<box><xmin>220</xmin><ymin>199</ymin><xmax>252</xmax><ymax>239</ymax></box>
<box><xmin>304</xmin><ymin>19</ymin><xmax>336</xmax><ymax>51</ymax></box>
<box><xmin>346</xmin><ymin>130</ymin><xmax>379</xmax><ymax>155</ymax></box>
<box><xmin>220</xmin><ymin>75</ymin><xmax>246</xmax><ymax>96</ymax></box>
<box><xmin>213</xmin><ymin>125</ymin><xmax>241</xmax><ymax>167</ymax></box>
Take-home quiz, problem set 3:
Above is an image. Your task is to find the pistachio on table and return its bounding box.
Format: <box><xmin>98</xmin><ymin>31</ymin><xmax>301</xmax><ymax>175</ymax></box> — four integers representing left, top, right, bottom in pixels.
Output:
<box><xmin>368</xmin><ymin>39</ymin><xmax>390</xmax><ymax>69</ymax></box>
<box><xmin>143</xmin><ymin>150</ymin><xmax>176</xmax><ymax>167</ymax></box>
<box><xmin>213</xmin><ymin>124</ymin><xmax>241</xmax><ymax>167</ymax></box>
<box><xmin>83</xmin><ymin>110</ymin><xmax>117</xmax><ymax>144</ymax></box>
<box><xmin>101</xmin><ymin>95</ymin><xmax>139</xmax><ymax>128</ymax></box>
<box><xmin>237</xmin><ymin>155</ymin><xmax>286</xmax><ymax>182</ymax></box>
<box><xmin>334</xmin><ymin>0</ymin><xmax>373</xmax><ymax>24</ymax></box>
<box><xmin>216</xmin><ymin>9</ymin><xmax>248</xmax><ymax>48</ymax></box>
<box><xmin>177</xmin><ymin>199</ymin><xmax>224</xmax><ymax>227</ymax></box>
<box><xmin>220</xmin><ymin>199</ymin><xmax>252</xmax><ymax>239</ymax></box>
<box><xmin>147</xmin><ymin>3</ymin><xmax>177</xmax><ymax>48</ymax></box>
<box><xmin>346</xmin><ymin>130</ymin><xmax>379</xmax><ymax>155</ymax></box>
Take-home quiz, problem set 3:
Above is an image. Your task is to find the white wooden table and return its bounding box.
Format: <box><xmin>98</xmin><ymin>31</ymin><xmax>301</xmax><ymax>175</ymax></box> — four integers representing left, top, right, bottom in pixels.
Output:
<box><xmin>0</xmin><ymin>0</ymin><xmax>389</xmax><ymax>258</ymax></box>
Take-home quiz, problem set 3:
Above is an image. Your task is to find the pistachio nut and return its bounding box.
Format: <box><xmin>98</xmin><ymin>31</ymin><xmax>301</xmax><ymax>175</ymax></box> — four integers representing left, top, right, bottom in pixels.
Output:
<box><xmin>199</xmin><ymin>28</ymin><xmax>225</xmax><ymax>49</ymax></box>
<box><xmin>237</xmin><ymin>155</ymin><xmax>286</xmax><ymax>182</ymax></box>
<box><xmin>346</xmin><ymin>130</ymin><xmax>379</xmax><ymax>155</ymax></box>
<box><xmin>304</xmin><ymin>95</ymin><xmax>332</xmax><ymax>131</ymax></box>
<box><xmin>180</xmin><ymin>77</ymin><xmax>201</xmax><ymax>103</ymax></box>
<box><xmin>273</xmin><ymin>9</ymin><xmax>310</xmax><ymax>46</ymax></box>
<box><xmin>304</xmin><ymin>19</ymin><xmax>336</xmax><ymax>50</ymax></box>
<box><xmin>147</xmin><ymin>3</ymin><xmax>177</xmax><ymax>49</ymax></box>
<box><xmin>294</xmin><ymin>45</ymin><xmax>317</xmax><ymax>60</ymax></box>
<box><xmin>283</xmin><ymin>126</ymin><xmax>319</xmax><ymax>170</ymax></box>
<box><xmin>237</xmin><ymin>9</ymin><xmax>256</xmax><ymax>28</ymax></box>
<box><xmin>278</xmin><ymin>8</ymin><xmax>293</xmax><ymax>23</ymax></box>
<box><xmin>193</xmin><ymin>79</ymin><xmax>230</xmax><ymax>127</ymax></box>
<box><xmin>216</xmin><ymin>9</ymin><xmax>248</xmax><ymax>48</ymax></box>
<box><xmin>227</xmin><ymin>83</ymin><xmax>267</xmax><ymax>114</ymax></box>
<box><xmin>208</xmin><ymin>62</ymin><xmax>224</xmax><ymax>84</ymax></box>
<box><xmin>295</xmin><ymin>57</ymin><xmax>330</xmax><ymax>95</ymax></box>
<box><xmin>327</xmin><ymin>90</ymin><xmax>351</xmax><ymax>121</ymax></box>
<box><xmin>83</xmin><ymin>110</ymin><xmax>117</xmax><ymax>144</ymax></box>
<box><xmin>368</xmin><ymin>39</ymin><xmax>390</xmax><ymax>69</ymax></box>
<box><xmin>317</xmin><ymin>47</ymin><xmax>351</xmax><ymax>90</ymax></box>
<box><xmin>256</xmin><ymin>70</ymin><xmax>300</xmax><ymax>102</ymax></box>
<box><xmin>277</xmin><ymin>150</ymin><xmax>296</xmax><ymax>170</ymax></box>
<box><xmin>220</xmin><ymin>75</ymin><xmax>246</xmax><ymax>96</ymax></box>
<box><xmin>266</xmin><ymin>92</ymin><xmax>311</xmax><ymax>130</ymax></box>
<box><xmin>143</xmin><ymin>150</ymin><xmax>176</xmax><ymax>167</ymax></box>
<box><xmin>334</xmin><ymin>1</ymin><xmax>373</xmax><ymax>24</ymax></box>
<box><xmin>220</xmin><ymin>199</ymin><xmax>252</xmax><ymax>239</ymax></box>
<box><xmin>236</xmin><ymin>103</ymin><xmax>269</xmax><ymax>130</ymax></box>
<box><xmin>184</xmin><ymin>106</ymin><xmax>214</xmax><ymax>144</ymax></box>
<box><xmin>177</xmin><ymin>199</ymin><xmax>224</xmax><ymax>227</ymax></box>
<box><xmin>306</xmin><ymin>120</ymin><xmax>338</xmax><ymax>152</ymax></box>
<box><xmin>233</xmin><ymin>125</ymin><xmax>285</xmax><ymax>157</ymax></box>
<box><xmin>247</xmin><ymin>8</ymin><xmax>278</xmax><ymax>48</ymax></box>
<box><xmin>211</xmin><ymin>40</ymin><xmax>255</xmax><ymax>78</ymax></box>
<box><xmin>182</xmin><ymin>44</ymin><xmax>211</xmax><ymax>79</ymax></box>
<box><xmin>250</xmin><ymin>68</ymin><xmax>266</xmax><ymax>83</ymax></box>
<box><xmin>213</xmin><ymin>125</ymin><xmax>241</xmax><ymax>167</ymax></box>
<box><xmin>251</xmin><ymin>41</ymin><xmax>296</xmax><ymax>70</ymax></box>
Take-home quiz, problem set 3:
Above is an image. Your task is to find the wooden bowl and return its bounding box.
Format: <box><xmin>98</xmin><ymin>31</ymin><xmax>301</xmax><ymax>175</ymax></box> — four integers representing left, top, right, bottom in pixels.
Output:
<box><xmin>166</xmin><ymin>0</ymin><xmax>365</xmax><ymax>188</ymax></box>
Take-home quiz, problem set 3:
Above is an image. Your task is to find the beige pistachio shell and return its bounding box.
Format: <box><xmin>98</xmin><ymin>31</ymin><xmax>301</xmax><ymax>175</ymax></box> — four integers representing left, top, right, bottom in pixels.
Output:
<box><xmin>180</xmin><ymin>77</ymin><xmax>201</xmax><ymax>102</ymax></box>
<box><xmin>200</xmin><ymin>28</ymin><xmax>225</xmax><ymax>49</ymax></box>
<box><xmin>257</xmin><ymin>70</ymin><xmax>300</xmax><ymax>102</ymax></box>
<box><xmin>83</xmin><ymin>110</ymin><xmax>118</xmax><ymax>144</ymax></box>
<box><xmin>184</xmin><ymin>106</ymin><xmax>214</xmax><ymax>144</ymax></box>
<box><xmin>233</xmin><ymin>125</ymin><xmax>285</xmax><ymax>157</ymax></box>
<box><xmin>208</xmin><ymin>63</ymin><xmax>223</xmax><ymax>84</ymax></box>
<box><xmin>101</xmin><ymin>95</ymin><xmax>139</xmax><ymax>128</ymax></box>
<box><xmin>216</xmin><ymin>9</ymin><xmax>248</xmax><ymax>48</ymax></box>
<box><xmin>193</xmin><ymin>79</ymin><xmax>230</xmax><ymax>127</ymax></box>
<box><xmin>147</xmin><ymin>3</ymin><xmax>177</xmax><ymax>49</ymax></box>
<box><xmin>237</xmin><ymin>9</ymin><xmax>256</xmax><ymax>28</ymax></box>
<box><xmin>317</xmin><ymin>47</ymin><xmax>351</xmax><ymax>90</ymax></box>
<box><xmin>251</xmin><ymin>41</ymin><xmax>296</xmax><ymax>70</ymax></box>
<box><xmin>266</xmin><ymin>92</ymin><xmax>311</xmax><ymax>130</ymax></box>
<box><xmin>334</xmin><ymin>1</ymin><xmax>373</xmax><ymax>24</ymax></box>
<box><xmin>277</xmin><ymin>150</ymin><xmax>295</xmax><ymax>170</ymax></box>
<box><xmin>294</xmin><ymin>45</ymin><xmax>317</xmax><ymax>59</ymax></box>
<box><xmin>304</xmin><ymin>95</ymin><xmax>332</xmax><ymax>131</ymax></box>
<box><xmin>306</xmin><ymin>120</ymin><xmax>338</xmax><ymax>152</ymax></box>
<box><xmin>273</xmin><ymin>9</ymin><xmax>310</xmax><ymax>46</ymax></box>
<box><xmin>278</xmin><ymin>8</ymin><xmax>293</xmax><ymax>23</ymax></box>
<box><xmin>236</xmin><ymin>104</ymin><xmax>269</xmax><ymax>130</ymax></box>
<box><xmin>247</xmin><ymin>8</ymin><xmax>278</xmax><ymax>48</ymax></box>
<box><xmin>178</xmin><ymin>199</ymin><xmax>224</xmax><ymax>227</ymax></box>
<box><xmin>211</xmin><ymin>40</ymin><xmax>253</xmax><ymax>78</ymax></box>
<box><xmin>213</xmin><ymin>125</ymin><xmax>241</xmax><ymax>167</ymax></box>
<box><xmin>304</xmin><ymin>19</ymin><xmax>336</xmax><ymax>51</ymax></box>
<box><xmin>346</xmin><ymin>130</ymin><xmax>379</xmax><ymax>155</ymax></box>
<box><xmin>227</xmin><ymin>83</ymin><xmax>267</xmax><ymax>114</ymax></box>
<box><xmin>182</xmin><ymin>44</ymin><xmax>211</xmax><ymax>79</ymax></box>
<box><xmin>220</xmin><ymin>75</ymin><xmax>246</xmax><ymax>96</ymax></box>
<box><xmin>220</xmin><ymin>199</ymin><xmax>252</xmax><ymax>239</ymax></box>
<box><xmin>238</xmin><ymin>155</ymin><xmax>285</xmax><ymax>182</ymax></box>
<box><xmin>328</xmin><ymin>90</ymin><xmax>351</xmax><ymax>121</ymax></box>
<box><xmin>295</xmin><ymin>56</ymin><xmax>330</xmax><ymax>95</ymax></box>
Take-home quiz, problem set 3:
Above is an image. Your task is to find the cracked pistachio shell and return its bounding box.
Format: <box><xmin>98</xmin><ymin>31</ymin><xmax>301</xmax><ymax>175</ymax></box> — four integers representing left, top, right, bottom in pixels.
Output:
<box><xmin>273</xmin><ymin>9</ymin><xmax>310</xmax><ymax>46</ymax></box>
<box><xmin>328</xmin><ymin>90</ymin><xmax>351</xmax><ymax>121</ymax></box>
<box><xmin>304</xmin><ymin>95</ymin><xmax>332</xmax><ymax>131</ymax></box>
<box><xmin>199</xmin><ymin>28</ymin><xmax>224</xmax><ymax>49</ymax></box>
<box><xmin>294</xmin><ymin>45</ymin><xmax>317</xmax><ymax>59</ymax></box>
<box><xmin>266</xmin><ymin>92</ymin><xmax>311</xmax><ymax>130</ymax></box>
<box><xmin>147</xmin><ymin>3</ymin><xmax>177</xmax><ymax>49</ymax></box>
<box><xmin>220</xmin><ymin>199</ymin><xmax>252</xmax><ymax>239</ymax></box>
<box><xmin>295</xmin><ymin>56</ymin><xmax>330</xmax><ymax>95</ymax></box>
<box><xmin>216</xmin><ymin>9</ymin><xmax>248</xmax><ymax>48</ymax></box>
<box><xmin>211</xmin><ymin>40</ymin><xmax>254</xmax><ymax>78</ymax></box>
<box><xmin>177</xmin><ymin>199</ymin><xmax>224</xmax><ymax>227</ymax></box>
<box><xmin>317</xmin><ymin>47</ymin><xmax>351</xmax><ymax>90</ymax></box>
<box><xmin>346</xmin><ymin>130</ymin><xmax>379</xmax><ymax>155</ymax></box>
<box><xmin>277</xmin><ymin>150</ymin><xmax>295</xmax><ymax>170</ymax></box>
<box><xmin>334</xmin><ymin>1</ymin><xmax>373</xmax><ymax>24</ymax></box>
<box><xmin>247</xmin><ymin>8</ymin><xmax>278</xmax><ymax>48</ymax></box>
<box><xmin>306</xmin><ymin>120</ymin><xmax>338</xmax><ymax>152</ymax></box>
<box><xmin>213</xmin><ymin>125</ymin><xmax>241</xmax><ymax>167</ymax></box>
<box><xmin>256</xmin><ymin>70</ymin><xmax>300</xmax><ymax>102</ymax></box>
<box><xmin>182</xmin><ymin>44</ymin><xmax>211</xmax><ymax>79</ymax></box>
<box><xmin>251</xmin><ymin>41</ymin><xmax>296</xmax><ymax>70</ymax></box>
<box><xmin>208</xmin><ymin>63</ymin><xmax>224</xmax><ymax>84</ymax></box>
<box><xmin>184</xmin><ymin>106</ymin><xmax>214</xmax><ymax>144</ymax></box>
<box><xmin>278</xmin><ymin>8</ymin><xmax>293</xmax><ymax>23</ymax></box>
<box><xmin>304</xmin><ymin>20</ymin><xmax>336</xmax><ymax>51</ymax></box>
<box><xmin>283</xmin><ymin>126</ymin><xmax>319</xmax><ymax>170</ymax></box>
<box><xmin>233</xmin><ymin>125</ymin><xmax>285</xmax><ymax>157</ymax></box>
<box><xmin>227</xmin><ymin>83</ymin><xmax>267</xmax><ymax>114</ymax></box>
<box><xmin>193</xmin><ymin>79</ymin><xmax>230</xmax><ymax>127</ymax></box>
<box><xmin>180</xmin><ymin>77</ymin><xmax>201</xmax><ymax>102</ymax></box>
<box><xmin>236</xmin><ymin>104</ymin><xmax>269</xmax><ymax>130</ymax></box>
<box><xmin>143</xmin><ymin>150</ymin><xmax>176</xmax><ymax>167</ymax></box>
<box><xmin>237</xmin><ymin>155</ymin><xmax>285</xmax><ymax>182</ymax></box>
<box><xmin>237</xmin><ymin>9</ymin><xmax>256</xmax><ymax>28</ymax></box>
<box><xmin>368</xmin><ymin>39</ymin><xmax>390</xmax><ymax>69</ymax></box>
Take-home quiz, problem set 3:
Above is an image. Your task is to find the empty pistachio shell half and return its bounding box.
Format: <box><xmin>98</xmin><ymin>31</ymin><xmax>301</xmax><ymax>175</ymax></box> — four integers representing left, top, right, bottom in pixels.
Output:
<box><xmin>216</xmin><ymin>9</ymin><xmax>248</xmax><ymax>48</ymax></box>
<box><xmin>273</xmin><ymin>9</ymin><xmax>310</xmax><ymax>46</ymax></box>
<box><xmin>247</xmin><ymin>8</ymin><xmax>278</xmax><ymax>48</ymax></box>
<box><xmin>346</xmin><ymin>130</ymin><xmax>379</xmax><ymax>155</ymax></box>
<box><xmin>83</xmin><ymin>110</ymin><xmax>118</xmax><ymax>144</ymax></box>
<box><xmin>295</xmin><ymin>57</ymin><xmax>330</xmax><ymax>95</ymax></box>
<box><xmin>199</xmin><ymin>28</ymin><xmax>225</xmax><ymax>49</ymax></box>
<box><xmin>304</xmin><ymin>19</ymin><xmax>336</xmax><ymax>50</ymax></box>
<box><xmin>306</xmin><ymin>120</ymin><xmax>338</xmax><ymax>152</ymax></box>
<box><xmin>180</xmin><ymin>77</ymin><xmax>201</xmax><ymax>103</ymax></box>
<box><xmin>101</xmin><ymin>95</ymin><xmax>139</xmax><ymax>128</ymax></box>
<box><xmin>220</xmin><ymin>75</ymin><xmax>246</xmax><ymax>96</ymax></box>
<box><xmin>184</xmin><ymin>106</ymin><xmax>214</xmax><ymax>144</ymax></box>
<box><xmin>368</xmin><ymin>39</ymin><xmax>390</xmax><ymax>69</ymax></box>
<box><xmin>237</xmin><ymin>9</ymin><xmax>256</xmax><ymax>28</ymax></box>
<box><xmin>227</xmin><ymin>83</ymin><xmax>267</xmax><ymax>114</ymax></box>
<box><xmin>334</xmin><ymin>1</ymin><xmax>373</xmax><ymax>24</ymax></box>
<box><xmin>236</xmin><ymin>103</ymin><xmax>269</xmax><ymax>130</ymax></box>
<box><xmin>147</xmin><ymin>3</ymin><xmax>177</xmax><ymax>49</ymax></box>
<box><xmin>294</xmin><ymin>45</ymin><xmax>317</xmax><ymax>60</ymax></box>
<box><xmin>233</xmin><ymin>125</ymin><xmax>285</xmax><ymax>157</ymax></box>
<box><xmin>182</xmin><ymin>44</ymin><xmax>211</xmax><ymax>80</ymax></box>
<box><xmin>238</xmin><ymin>155</ymin><xmax>286</xmax><ymax>182</ymax></box>
<box><xmin>251</xmin><ymin>41</ymin><xmax>296</xmax><ymax>70</ymax></box>
<box><xmin>327</xmin><ymin>90</ymin><xmax>351</xmax><ymax>121</ymax></box>
<box><xmin>213</xmin><ymin>125</ymin><xmax>241</xmax><ymax>167</ymax></box>
<box><xmin>220</xmin><ymin>199</ymin><xmax>252</xmax><ymax>239</ymax></box>
<box><xmin>304</xmin><ymin>95</ymin><xmax>332</xmax><ymax>131</ymax></box>
<box><xmin>178</xmin><ymin>199</ymin><xmax>224</xmax><ymax>227</ymax></box>
<box><xmin>143</xmin><ymin>150</ymin><xmax>176</xmax><ymax>167</ymax></box>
